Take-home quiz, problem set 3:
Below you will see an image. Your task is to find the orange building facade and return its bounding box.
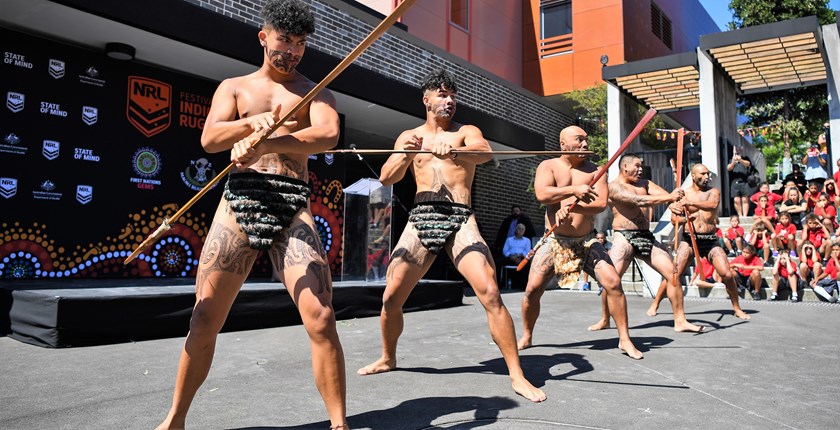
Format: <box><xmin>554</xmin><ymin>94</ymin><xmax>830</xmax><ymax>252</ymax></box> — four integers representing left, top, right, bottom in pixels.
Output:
<box><xmin>357</xmin><ymin>0</ymin><xmax>718</xmax><ymax>96</ymax></box>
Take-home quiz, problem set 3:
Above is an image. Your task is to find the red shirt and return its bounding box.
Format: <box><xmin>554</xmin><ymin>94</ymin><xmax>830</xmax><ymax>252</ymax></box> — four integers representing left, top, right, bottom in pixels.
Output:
<box><xmin>802</xmin><ymin>250</ymin><xmax>822</xmax><ymax>269</ymax></box>
<box><xmin>774</xmin><ymin>223</ymin><xmax>796</xmax><ymax>243</ymax></box>
<box><xmin>753</xmin><ymin>204</ymin><xmax>776</xmax><ymax>219</ymax></box>
<box><xmin>701</xmin><ymin>258</ymin><xmax>715</xmax><ymax>280</ymax></box>
<box><xmin>815</xmin><ymin>204</ymin><xmax>837</xmax><ymax>222</ymax></box>
<box><xmin>732</xmin><ymin>254</ymin><xmax>762</xmax><ymax>277</ymax></box>
<box><xmin>776</xmin><ymin>259</ymin><xmax>796</xmax><ymax>278</ymax></box>
<box><xmin>824</xmin><ymin>258</ymin><xmax>839</xmax><ymax>280</ymax></box>
<box><xmin>752</xmin><ymin>231</ymin><xmax>768</xmax><ymax>249</ymax></box>
<box><xmin>750</xmin><ymin>191</ymin><xmax>783</xmax><ymax>205</ymax></box>
<box><xmin>805</xmin><ymin>191</ymin><xmax>822</xmax><ymax>211</ymax></box>
<box><xmin>834</xmin><ymin>170</ymin><xmax>840</xmax><ymax>184</ymax></box>
<box><xmin>806</xmin><ymin>228</ymin><xmax>827</xmax><ymax>249</ymax></box>
<box><xmin>725</xmin><ymin>226</ymin><xmax>743</xmax><ymax>240</ymax></box>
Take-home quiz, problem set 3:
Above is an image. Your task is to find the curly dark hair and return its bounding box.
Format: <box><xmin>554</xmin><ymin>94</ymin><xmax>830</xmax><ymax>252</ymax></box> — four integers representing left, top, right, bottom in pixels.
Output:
<box><xmin>420</xmin><ymin>69</ymin><xmax>458</xmax><ymax>94</ymax></box>
<box><xmin>261</xmin><ymin>0</ymin><xmax>315</xmax><ymax>35</ymax></box>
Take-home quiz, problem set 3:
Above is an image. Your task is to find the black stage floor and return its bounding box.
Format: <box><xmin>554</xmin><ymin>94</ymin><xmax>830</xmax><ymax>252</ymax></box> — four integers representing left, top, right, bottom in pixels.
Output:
<box><xmin>0</xmin><ymin>277</ymin><xmax>464</xmax><ymax>348</ymax></box>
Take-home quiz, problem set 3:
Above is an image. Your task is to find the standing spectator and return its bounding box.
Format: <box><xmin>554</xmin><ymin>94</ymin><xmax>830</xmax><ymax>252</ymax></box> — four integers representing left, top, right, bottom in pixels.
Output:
<box><xmin>770</xmin><ymin>249</ymin><xmax>798</xmax><ymax>301</ymax></box>
<box><xmin>728</xmin><ymin>151</ymin><xmax>753</xmax><ymax>217</ymax></box>
<box><xmin>773</xmin><ymin>212</ymin><xmax>797</xmax><ymax>255</ymax></box>
<box><xmin>802</xmin><ymin>140</ymin><xmax>828</xmax><ymax>185</ymax></box>
<box><xmin>730</xmin><ymin>244</ymin><xmax>766</xmax><ymax>300</ymax></box>
<box><xmin>798</xmin><ymin>240</ymin><xmax>823</xmax><ymax>285</ymax></box>
<box><xmin>494</xmin><ymin>205</ymin><xmax>535</xmax><ymax>257</ymax></box>
<box><xmin>783</xmin><ymin>164</ymin><xmax>807</xmax><ymax>195</ymax></box>
<box><xmin>684</xmin><ymin>137</ymin><xmax>702</xmax><ymax>175</ymax></box>
<box><xmin>780</xmin><ymin>185</ymin><xmax>807</xmax><ymax>229</ymax></box>
<box><xmin>501</xmin><ymin>224</ymin><xmax>531</xmax><ymax>289</ymax></box>
<box><xmin>810</xmin><ymin>242</ymin><xmax>840</xmax><ymax>303</ymax></box>
<box><xmin>833</xmin><ymin>159</ymin><xmax>840</xmax><ymax>184</ymax></box>
<box><xmin>748</xmin><ymin>221</ymin><xmax>773</xmax><ymax>265</ymax></box>
<box><xmin>749</xmin><ymin>182</ymin><xmax>784</xmax><ymax>207</ymax></box>
<box><xmin>781</xmin><ymin>149</ymin><xmax>793</xmax><ymax>178</ymax></box>
<box><xmin>723</xmin><ymin>215</ymin><xmax>745</xmax><ymax>257</ymax></box>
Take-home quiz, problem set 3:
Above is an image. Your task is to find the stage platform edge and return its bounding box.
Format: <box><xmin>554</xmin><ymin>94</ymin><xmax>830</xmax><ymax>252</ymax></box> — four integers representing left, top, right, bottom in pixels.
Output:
<box><xmin>0</xmin><ymin>278</ymin><xmax>465</xmax><ymax>348</ymax></box>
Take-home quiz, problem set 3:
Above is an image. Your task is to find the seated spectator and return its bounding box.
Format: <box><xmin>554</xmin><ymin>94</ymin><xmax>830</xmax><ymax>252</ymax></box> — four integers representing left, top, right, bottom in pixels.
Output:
<box><xmin>730</xmin><ymin>244</ymin><xmax>765</xmax><ymax>300</ymax></box>
<box><xmin>823</xmin><ymin>179</ymin><xmax>840</xmax><ymax>209</ymax></box>
<box><xmin>783</xmin><ymin>164</ymin><xmax>807</xmax><ymax>195</ymax></box>
<box><xmin>581</xmin><ymin>232</ymin><xmax>610</xmax><ymax>292</ymax></box>
<box><xmin>810</xmin><ymin>242</ymin><xmax>840</xmax><ymax>303</ymax></box>
<box><xmin>798</xmin><ymin>240</ymin><xmax>823</xmax><ymax>284</ymax></box>
<box><xmin>749</xmin><ymin>182</ymin><xmax>784</xmax><ymax>207</ymax></box>
<box><xmin>494</xmin><ymin>204</ymin><xmax>536</xmax><ymax>258</ymax></box>
<box><xmin>814</xmin><ymin>194</ymin><xmax>837</xmax><ymax>235</ymax></box>
<box><xmin>723</xmin><ymin>214</ymin><xmax>745</xmax><ymax>257</ymax></box>
<box><xmin>501</xmin><ymin>223</ymin><xmax>531</xmax><ymax>289</ymax></box>
<box><xmin>752</xmin><ymin>194</ymin><xmax>777</xmax><ymax>224</ymax></box>
<box><xmin>780</xmin><ymin>186</ymin><xmax>807</xmax><ymax>229</ymax></box>
<box><xmin>748</xmin><ymin>222</ymin><xmax>773</xmax><ymax>265</ymax></box>
<box><xmin>803</xmin><ymin>182</ymin><xmax>822</xmax><ymax>213</ymax></box>
<box><xmin>691</xmin><ymin>257</ymin><xmax>726</xmax><ymax>289</ymax></box>
<box><xmin>770</xmin><ymin>249</ymin><xmax>799</xmax><ymax>301</ymax></box>
<box><xmin>798</xmin><ymin>214</ymin><xmax>831</xmax><ymax>256</ymax></box>
<box><xmin>773</xmin><ymin>212</ymin><xmax>797</xmax><ymax>254</ymax></box>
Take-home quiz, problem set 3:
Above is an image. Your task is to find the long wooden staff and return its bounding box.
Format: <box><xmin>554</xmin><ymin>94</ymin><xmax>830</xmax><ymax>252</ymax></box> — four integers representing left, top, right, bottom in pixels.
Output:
<box><xmin>326</xmin><ymin>149</ymin><xmax>594</xmax><ymax>156</ymax></box>
<box><xmin>517</xmin><ymin>108</ymin><xmax>658</xmax><ymax>271</ymax></box>
<box><xmin>673</xmin><ymin>128</ymin><xmax>704</xmax><ymax>285</ymax></box>
<box><xmin>124</xmin><ymin>0</ymin><xmax>418</xmax><ymax>265</ymax></box>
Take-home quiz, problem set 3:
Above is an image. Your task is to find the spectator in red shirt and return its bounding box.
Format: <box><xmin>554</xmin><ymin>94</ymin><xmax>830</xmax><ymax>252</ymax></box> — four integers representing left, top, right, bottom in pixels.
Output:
<box><xmin>723</xmin><ymin>215</ymin><xmax>745</xmax><ymax>257</ymax></box>
<box><xmin>752</xmin><ymin>194</ymin><xmax>777</xmax><ymax>224</ymax></box>
<box><xmin>749</xmin><ymin>182</ymin><xmax>784</xmax><ymax>206</ymax></box>
<box><xmin>814</xmin><ymin>194</ymin><xmax>837</xmax><ymax>235</ymax></box>
<box><xmin>803</xmin><ymin>182</ymin><xmax>822</xmax><ymax>212</ymax></box>
<box><xmin>691</xmin><ymin>257</ymin><xmax>726</xmax><ymax>289</ymax></box>
<box><xmin>822</xmin><ymin>179</ymin><xmax>839</xmax><ymax>209</ymax></box>
<box><xmin>730</xmin><ymin>244</ymin><xmax>765</xmax><ymax>300</ymax></box>
<box><xmin>810</xmin><ymin>242</ymin><xmax>840</xmax><ymax>303</ymax></box>
<box><xmin>798</xmin><ymin>214</ymin><xmax>831</xmax><ymax>256</ymax></box>
<box><xmin>773</xmin><ymin>212</ymin><xmax>797</xmax><ymax>254</ymax></box>
<box><xmin>770</xmin><ymin>249</ymin><xmax>798</xmax><ymax>301</ymax></box>
<box><xmin>834</xmin><ymin>159</ymin><xmax>840</xmax><ymax>184</ymax></box>
<box><xmin>798</xmin><ymin>240</ymin><xmax>823</xmax><ymax>283</ymax></box>
<box><xmin>748</xmin><ymin>222</ymin><xmax>773</xmax><ymax>265</ymax></box>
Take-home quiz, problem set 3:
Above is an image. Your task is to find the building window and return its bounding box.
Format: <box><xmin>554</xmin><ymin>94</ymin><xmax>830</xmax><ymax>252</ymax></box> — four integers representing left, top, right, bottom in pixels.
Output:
<box><xmin>541</xmin><ymin>0</ymin><xmax>572</xmax><ymax>39</ymax></box>
<box><xmin>450</xmin><ymin>0</ymin><xmax>469</xmax><ymax>31</ymax></box>
<box><xmin>650</xmin><ymin>1</ymin><xmax>673</xmax><ymax>49</ymax></box>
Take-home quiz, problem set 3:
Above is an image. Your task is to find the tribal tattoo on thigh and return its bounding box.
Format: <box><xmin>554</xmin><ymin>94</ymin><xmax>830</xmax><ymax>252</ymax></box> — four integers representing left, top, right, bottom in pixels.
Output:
<box><xmin>387</xmin><ymin>233</ymin><xmax>425</xmax><ymax>281</ymax></box>
<box><xmin>197</xmin><ymin>222</ymin><xmax>254</xmax><ymax>293</ymax></box>
<box><xmin>272</xmin><ymin>223</ymin><xmax>326</xmax><ymax>271</ymax></box>
<box><xmin>452</xmin><ymin>227</ymin><xmax>492</xmax><ymax>267</ymax></box>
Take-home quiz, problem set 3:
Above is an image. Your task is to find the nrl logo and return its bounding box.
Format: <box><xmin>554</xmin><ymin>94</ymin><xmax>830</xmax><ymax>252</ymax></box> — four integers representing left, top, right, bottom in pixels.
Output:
<box><xmin>82</xmin><ymin>106</ymin><xmax>98</xmax><ymax>125</ymax></box>
<box><xmin>76</xmin><ymin>185</ymin><xmax>93</xmax><ymax>204</ymax></box>
<box><xmin>6</xmin><ymin>92</ymin><xmax>24</xmax><ymax>113</ymax></box>
<box><xmin>127</xmin><ymin>76</ymin><xmax>172</xmax><ymax>137</ymax></box>
<box><xmin>49</xmin><ymin>59</ymin><xmax>65</xmax><ymax>79</ymax></box>
<box><xmin>0</xmin><ymin>177</ymin><xmax>17</xmax><ymax>199</ymax></box>
<box><xmin>42</xmin><ymin>140</ymin><xmax>60</xmax><ymax>160</ymax></box>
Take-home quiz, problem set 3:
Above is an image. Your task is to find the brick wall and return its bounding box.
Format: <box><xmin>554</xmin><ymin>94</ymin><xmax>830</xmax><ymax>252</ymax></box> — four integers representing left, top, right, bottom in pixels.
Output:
<box><xmin>182</xmin><ymin>0</ymin><xmax>575</xmax><ymax>243</ymax></box>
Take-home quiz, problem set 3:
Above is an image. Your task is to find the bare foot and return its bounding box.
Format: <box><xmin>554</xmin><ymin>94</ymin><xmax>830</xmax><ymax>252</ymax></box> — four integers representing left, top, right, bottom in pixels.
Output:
<box><xmin>512</xmin><ymin>378</ymin><xmax>547</xmax><ymax>403</ymax></box>
<box><xmin>517</xmin><ymin>335</ymin><xmax>532</xmax><ymax>350</ymax></box>
<box><xmin>587</xmin><ymin>319</ymin><xmax>610</xmax><ymax>331</ymax></box>
<box><xmin>674</xmin><ymin>321</ymin><xmax>705</xmax><ymax>333</ymax></box>
<box><xmin>734</xmin><ymin>309</ymin><xmax>751</xmax><ymax>320</ymax></box>
<box><xmin>618</xmin><ymin>339</ymin><xmax>643</xmax><ymax>360</ymax></box>
<box><xmin>357</xmin><ymin>358</ymin><xmax>395</xmax><ymax>375</ymax></box>
<box><xmin>646</xmin><ymin>305</ymin><xmax>658</xmax><ymax>317</ymax></box>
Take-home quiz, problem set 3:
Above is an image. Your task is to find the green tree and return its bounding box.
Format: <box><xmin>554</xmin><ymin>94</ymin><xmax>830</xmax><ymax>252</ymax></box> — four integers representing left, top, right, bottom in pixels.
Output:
<box><xmin>564</xmin><ymin>84</ymin><xmax>670</xmax><ymax>164</ymax></box>
<box><xmin>728</xmin><ymin>0</ymin><xmax>834</xmax><ymax>173</ymax></box>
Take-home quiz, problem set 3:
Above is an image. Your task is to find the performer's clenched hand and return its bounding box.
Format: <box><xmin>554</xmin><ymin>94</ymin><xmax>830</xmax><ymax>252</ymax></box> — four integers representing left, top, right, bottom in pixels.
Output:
<box><xmin>401</xmin><ymin>134</ymin><xmax>423</xmax><ymax>158</ymax></box>
<box><xmin>571</xmin><ymin>184</ymin><xmax>598</xmax><ymax>203</ymax></box>
<box><xmin>670</xmin><ymin>189</ymin><xmax>685</xmax><ymax>202</ymax></box>
<box><xmin>231</xmin><ymin>130</ymin><xmax>266</xmax><ymax>169</ymax></box>
<box><xmin>554</xmin><ymin>204</ymin><xmax>572</xmax><ymax>221</ymax></box>
<box><xmin>428</xmin><ymin>139</ymin><xmax>455</xmax><ymax>160</ymax></box>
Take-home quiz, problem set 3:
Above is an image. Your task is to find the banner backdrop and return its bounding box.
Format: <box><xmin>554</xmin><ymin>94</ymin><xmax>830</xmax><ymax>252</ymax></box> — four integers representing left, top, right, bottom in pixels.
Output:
<box><xmin>0</xmin><ymin>28</ymin><xmax>344</xmax><ymax>279</ymax></box>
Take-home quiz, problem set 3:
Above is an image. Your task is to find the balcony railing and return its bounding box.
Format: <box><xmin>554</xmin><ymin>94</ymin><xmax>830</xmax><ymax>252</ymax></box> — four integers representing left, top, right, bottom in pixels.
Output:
<box><xmin>539</xmin><ymin>33</ymin><xmax>573</xmax><ymax>59</ymax></box>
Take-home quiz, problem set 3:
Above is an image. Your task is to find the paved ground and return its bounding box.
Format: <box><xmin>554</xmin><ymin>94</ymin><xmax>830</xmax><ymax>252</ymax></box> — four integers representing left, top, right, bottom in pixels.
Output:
<box><xmin>1</xmin><ymin>289</ymin><xmax>839</xmax><ymax>430</ymax></box>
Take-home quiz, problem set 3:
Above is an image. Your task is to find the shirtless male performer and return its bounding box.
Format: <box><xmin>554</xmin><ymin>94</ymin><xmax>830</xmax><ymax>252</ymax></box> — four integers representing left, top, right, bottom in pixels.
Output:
<box><xmin>587</xmin><ymin>154</ymin><xmax>704</xmax><ymax>333</ymax></box>
<box><xmin>356</xmin><ymin>69</ymin><xmax>546</xmax><ymax>403</ymax></box>
<box><xmin>648</xmin><ymin>164</ymin><xmax>751</xmax><ymax>320</ymax></box>
<box><xmin>518</xmin><ymin>126</ymin><xmax>643</xmax><ymax>359</ymax></box>
<box><xmin>156</xmin><ymin>2</ymin><xmax>348</xmax><ymax>429</ymax></box>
